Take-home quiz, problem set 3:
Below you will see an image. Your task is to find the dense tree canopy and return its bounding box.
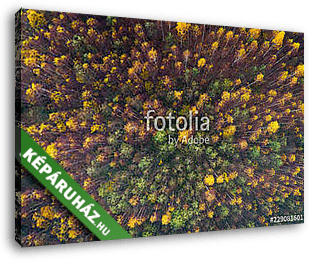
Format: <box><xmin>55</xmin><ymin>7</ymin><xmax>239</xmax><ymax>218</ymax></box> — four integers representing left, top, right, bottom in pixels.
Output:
<box><xmin>17</xmin><ymin>9</ymin><xmax>303</xmax><ymax>246</ymax></box>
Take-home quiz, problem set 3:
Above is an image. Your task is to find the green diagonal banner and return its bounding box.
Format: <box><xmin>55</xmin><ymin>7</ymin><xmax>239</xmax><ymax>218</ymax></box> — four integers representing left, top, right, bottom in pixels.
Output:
<box><xmin>17</xmin><ymin>126</ymin><xmax>132</xmax><ymax>241</ymax></box>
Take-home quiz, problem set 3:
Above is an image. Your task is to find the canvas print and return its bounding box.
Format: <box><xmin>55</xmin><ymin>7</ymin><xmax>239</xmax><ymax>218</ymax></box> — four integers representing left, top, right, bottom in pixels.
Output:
<box><xmin>15</xmin><ymin>8</ymin><xmax>304</xmax><ymax>247</ymax></box>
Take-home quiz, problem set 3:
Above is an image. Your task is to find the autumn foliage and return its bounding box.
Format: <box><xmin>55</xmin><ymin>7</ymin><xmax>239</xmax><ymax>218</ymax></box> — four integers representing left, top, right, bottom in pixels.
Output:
<box><xmin>16</xmin><ymin>9</ymin><xmax>304</xmax><ymax>246</ymax></box>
